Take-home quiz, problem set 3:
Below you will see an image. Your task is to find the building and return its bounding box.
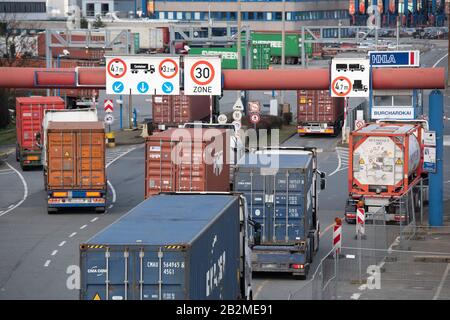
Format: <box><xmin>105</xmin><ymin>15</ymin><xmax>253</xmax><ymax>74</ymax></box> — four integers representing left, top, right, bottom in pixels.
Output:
<box><xmin>81</xmin><ymin>0</ymin><xmax>136</xmax><ymax>18</ymax></box>
<box><xmin>0</xmin><ymin>0</ymin><xmax>48</xmax><ymax>20</ymax></box>
<box><xmin>146</xmin><ymin>0</ymin><xmax>351</xmax><ymax>30</ymax></box>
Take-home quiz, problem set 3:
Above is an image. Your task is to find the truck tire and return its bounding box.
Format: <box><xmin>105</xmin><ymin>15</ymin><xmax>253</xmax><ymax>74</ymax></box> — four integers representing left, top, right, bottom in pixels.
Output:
<box><xmin>95</xmin><ymin>207</ymin><xmax>106</xmax><ymax>213</ymax></box>
<box><xmin>47</xmin><ymin>207</ymin><xmax>58</xmax><ymax>214</ymax></box>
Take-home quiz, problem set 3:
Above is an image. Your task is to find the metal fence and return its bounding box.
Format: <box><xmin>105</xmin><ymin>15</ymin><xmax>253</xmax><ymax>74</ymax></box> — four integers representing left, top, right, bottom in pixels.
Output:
<box><xmin>289</xmin><ymin>178</ymin><xmax>450</xmax><ymax>300</ymax></box>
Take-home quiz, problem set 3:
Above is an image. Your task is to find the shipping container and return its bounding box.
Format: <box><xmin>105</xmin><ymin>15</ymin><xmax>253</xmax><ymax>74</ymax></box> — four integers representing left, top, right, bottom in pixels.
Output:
<box><xmin>80</xmin><ymin>194</ymin><xmax>252</xmax><ymax>300</ymax></box>
<box><xmin>234</xmin><ymin>150</ymin><xmax>321</xmax><ymax>276</ymax></box>
<box><xmin>297</xmin><ymin>90</ymin><xmax>345</xmax><ymax>136</ymax></box>
<box><xmin>43</xmin><ymin>109</ymin><xmax>106</xmax><ymax>213</ymax></box>
<box><xmin>151</xmin><ymin>92</ymin><xmax>212</xmax><ymax>127</ymax></box>
<box><xmin>15</xmin><ymin>96</ymin><xmax>65</xmax><ymax>170</ymax></box>
<box><xmin>345</xmin><ymin>122</ymin><xmax>424</xmax><ymax>223</ymax></box>
<box><xmin>145</xmin><ymin>128</ymin><xmax>230</xmax><ymax>198</ymax></box>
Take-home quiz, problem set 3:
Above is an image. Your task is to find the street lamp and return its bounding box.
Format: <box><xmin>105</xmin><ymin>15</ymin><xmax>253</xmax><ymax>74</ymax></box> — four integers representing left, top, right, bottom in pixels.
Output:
<box><xmin>56</xmin><ymin>49</ymin><xmax>70</xmax><ymax>96</ymax></box>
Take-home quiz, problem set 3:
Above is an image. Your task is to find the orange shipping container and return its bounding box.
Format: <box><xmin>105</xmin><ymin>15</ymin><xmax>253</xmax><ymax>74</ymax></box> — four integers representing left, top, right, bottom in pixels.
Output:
<box><xmin>46</xmin><ymin>122</ymin><xmax>106</xmax><ymax>190</ymax></box>
<box><xmin>145</xmin><ymin>128</ymin><xmax>230</xmax><ymax>198</ymax></box>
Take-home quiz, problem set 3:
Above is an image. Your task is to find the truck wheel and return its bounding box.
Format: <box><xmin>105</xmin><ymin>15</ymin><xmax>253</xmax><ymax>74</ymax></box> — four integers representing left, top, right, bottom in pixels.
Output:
<box><xmin>95</xmin><ymin>207</ymin><xmax>106</xmax><ymax>213</ymax></box>
<box><xmin>47</xmin><ymin>207</ymin><xmax>58</xmax><ymax>214</ymax></box>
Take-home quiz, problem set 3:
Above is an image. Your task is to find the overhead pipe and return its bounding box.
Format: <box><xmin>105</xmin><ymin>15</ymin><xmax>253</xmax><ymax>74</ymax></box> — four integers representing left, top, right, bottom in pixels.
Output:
<box><xmin>0</xmin><ymin>67</ymin><xmax>445</xmax><ymax>90</ymax></box>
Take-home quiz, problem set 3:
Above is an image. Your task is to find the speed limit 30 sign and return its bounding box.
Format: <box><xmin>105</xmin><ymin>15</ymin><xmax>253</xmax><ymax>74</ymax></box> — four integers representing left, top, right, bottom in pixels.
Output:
<box><xmin>184</xmin><ymin>56</ymin><xmax>221</xmax><ymax>96</ymax></box>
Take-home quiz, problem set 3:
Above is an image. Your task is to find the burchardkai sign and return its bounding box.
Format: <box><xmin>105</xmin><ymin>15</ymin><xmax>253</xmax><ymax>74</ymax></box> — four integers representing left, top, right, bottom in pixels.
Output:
<box><xmin>371</xmin><ymin>107</ymin><xmax>415</xmax><ymax>120</ymax></box>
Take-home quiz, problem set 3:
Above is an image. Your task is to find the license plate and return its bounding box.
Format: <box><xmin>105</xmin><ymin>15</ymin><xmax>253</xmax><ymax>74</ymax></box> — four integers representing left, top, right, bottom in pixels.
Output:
<box><xmin>261</xmin><ymin>263</ymin><xmax>278</xmax><ymax>269</ymax></box>
<box><xmin>27</xmin><ymin>156</ymin><xmax>39</xmax><ymax>161</ymax></box>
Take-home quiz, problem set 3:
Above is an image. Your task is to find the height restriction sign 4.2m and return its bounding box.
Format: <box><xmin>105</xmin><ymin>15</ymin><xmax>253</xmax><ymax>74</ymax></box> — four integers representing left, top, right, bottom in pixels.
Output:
<box><xmin>184</xmin><ymin>56</ymin><xmax>221</xmax><ymax>96</ymax></box>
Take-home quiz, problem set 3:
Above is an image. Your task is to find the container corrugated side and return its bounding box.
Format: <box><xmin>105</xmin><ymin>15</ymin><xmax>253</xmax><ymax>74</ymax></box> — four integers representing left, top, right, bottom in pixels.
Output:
<box><xmin>80</xmin><ymin>195</ymin><xmax>241</xmax><ymax>300</ymax></box>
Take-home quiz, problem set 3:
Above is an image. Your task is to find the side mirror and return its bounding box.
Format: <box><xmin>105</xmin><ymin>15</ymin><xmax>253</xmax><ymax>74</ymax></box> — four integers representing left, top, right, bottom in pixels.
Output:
<box><xmin>320</xmin><ymin>172</ymin><xmax>326</xmax><ymax>179</ymax></box>
<box><xmin>320</xmin><ymin>178</ymin><xmax>326</xmax><ymax>190</ymax></box>
<box><xmin>35</xmin><ymin>132</ymin><xmax>42</xmax><ymax>148</ymax></box>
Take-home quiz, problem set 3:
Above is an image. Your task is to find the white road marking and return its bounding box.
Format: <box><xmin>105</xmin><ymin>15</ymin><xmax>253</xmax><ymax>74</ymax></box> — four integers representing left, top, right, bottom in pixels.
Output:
<box><xmin>91</xmin><ymin>217</ymin><xmax>99</xmax><ymax>222</ymax></box>
<box><xmin>44</xmin><ymin>260</ymin><xmax>51</xmax><ymax>267</ymax></box>
<box><xmin>51</xmin><ymin>250</ymin><xmax>58</xmax><ymax>256</ymax></box>
<box><xmin>0</xmin><ymin>162</ymin><xmax>29</xmax><ymax>218</ymax></box>
<box><xmin>7</xmin><ymin>205</ymin><xmax>14</xmax><ymax>209</ymax></box>
<box><xmin>107</xmin><ymin>180</ymin><xmax>116</xmax><ymax>204</ymax></box>
<box><xmin>80</xmin><ymin>224</ymin><xmax>87</xmax><ymax>230</ymax></box>
<box><xmin>433</xmin><ymin>263</ymin><xmax>450</xmax><ymax>300</ymax></box>
<box><xmin>350</xmin><ymin>293</ymin><xmax>361</xmax><ymax>300</ymax></box>
<box><xmin>69</xmin><ymin>232</ymin><xmax>77</xmax><ymax>238</ymax></box>
<box><xmin>444</xmin><ymin>135</ymin><xmax>450</xmax><ymax>146</ymax></box>
<box><xmin>254</xmin><ymin>280</ymin><xmax>269</xmax><ymax>300</ymax></box>
<box><xmin>432</xmin><ymin>53</ymin><xmax>448</xmax><ymax>68</ymax></box>
<box><xmin>58</xmin><ymin>241</ymin><xmax>66</xmax><ymax>247</ymax></box>
<box><xmin>0</xmin><ymin>211</ymin><xmax>3</xmax><ymax>214</ymax></box>
<box><xmin>106</xmin><ymin>146</ymin><xmax>137</xmax><ymax>168</ymax></box>
<box><xmin>108</xmin><ymin>204</ymin><xmax>113</xmax><ymax>209</ymax></box>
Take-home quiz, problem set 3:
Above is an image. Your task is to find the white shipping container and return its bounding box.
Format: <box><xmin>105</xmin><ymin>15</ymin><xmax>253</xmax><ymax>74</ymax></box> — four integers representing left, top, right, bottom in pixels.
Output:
<box><xmin>352</xmin><ymin>126</ymin><xmax>420</xmax><ymax>186</ymax></box>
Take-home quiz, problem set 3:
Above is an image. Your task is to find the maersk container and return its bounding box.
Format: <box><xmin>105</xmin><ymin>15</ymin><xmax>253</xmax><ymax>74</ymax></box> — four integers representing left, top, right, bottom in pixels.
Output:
<box><xmin>234</xmin><ymin>153</ymin><xmax>316</xmax><ymax>275</ymax></box>
<box><xmin>80</xmin><ymin>194</ymin><xmax>242</xmax><ymax>300</ymax></box>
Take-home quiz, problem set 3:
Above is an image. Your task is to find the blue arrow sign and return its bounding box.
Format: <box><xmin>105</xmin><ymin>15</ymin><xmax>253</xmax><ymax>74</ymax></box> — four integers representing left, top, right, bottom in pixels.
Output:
<box><xmin>137</xmin><ymin>81</ymin><xmax>149</xmax><ymax>93</ymax></box>
<box><xmin>112</xmin><ymin>81</ymin><xmax>124</xmax><ymax>93</ymax></box>
<box><xmin>162</xmin><ymin>82</ymin><xmax>174</xmax><ymax>94</ymax></box>
<box><xmin>369</xmin><ymin>51</ymin><xmax>420</xmax><ymax>67</ymax></box>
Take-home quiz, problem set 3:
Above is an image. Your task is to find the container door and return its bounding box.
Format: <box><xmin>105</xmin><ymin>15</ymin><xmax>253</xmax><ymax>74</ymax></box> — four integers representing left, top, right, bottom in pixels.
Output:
<box><xmin>273</xmin><ymin>171</ymin><xmax>307</xmax><ymax>243</ymax></box>
<box><xmin>82</xmin><ymin>248</ymin><xmax>133</xmax><ymax>301</ymax></box>
<box><xmin>77</xmin><ymin>130</ymin><xmax>105</xmax><ymax>189</ymax></box>
<box><xmin>134</xmin><ymin>247</ymin><xmax>186</xmax><ymax>300</ymax></box>
<box><xmin>176</xmin><ymin>141</ymin><xmax>206</xmax><ymax>192</ymax></box>
<box><xmin>47</xmin><ymin>131</ymin><xmax>77</xmax><ymax>188</ymax></box>
<box><xmin>146</xmin><ymin>139</ymin><xmax>176</xmax><ymax>198</ymax></box>
<box><xmin>20</xmin><ymin>104</ymin><xmax>42</xmax><ymax>150</ymax></box>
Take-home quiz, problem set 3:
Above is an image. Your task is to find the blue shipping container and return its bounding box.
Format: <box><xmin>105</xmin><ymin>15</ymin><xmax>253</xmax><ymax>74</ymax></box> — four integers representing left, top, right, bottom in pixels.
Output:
<box><xmin>234</xmin><ymin>154</ymin><xmax>316</xmax><ymax>274</ymax></box>
<box><xmin>80</xmin><ymin>194</ymin><xmax>242</xmax><ymax>300</ymax></box>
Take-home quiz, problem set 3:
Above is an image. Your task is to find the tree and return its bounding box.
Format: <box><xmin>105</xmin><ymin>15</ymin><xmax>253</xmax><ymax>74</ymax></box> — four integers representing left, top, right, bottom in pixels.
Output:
<box><xmin>0</xmin><ymin>14</ymin><xmax>41</xmax><ymax>128</ymax></box>
<box><xmin>80</xmin><ymin>17</ymin><xmax>88</xmax><ymax>29</ymax></box>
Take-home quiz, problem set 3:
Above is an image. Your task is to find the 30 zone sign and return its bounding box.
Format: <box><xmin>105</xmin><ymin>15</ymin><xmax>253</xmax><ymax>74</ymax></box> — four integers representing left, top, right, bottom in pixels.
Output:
<box><xmin>184</xmin><ymin>56</ymin><xmax>221</xmax><ymax>96</ymax></box>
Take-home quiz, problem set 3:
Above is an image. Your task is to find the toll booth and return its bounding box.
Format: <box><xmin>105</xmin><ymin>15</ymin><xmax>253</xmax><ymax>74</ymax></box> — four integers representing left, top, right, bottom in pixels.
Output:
<box><xmin>370</xmin><ymin>89</ymin><xmax>423</xmax><ymax>121</ymax></box>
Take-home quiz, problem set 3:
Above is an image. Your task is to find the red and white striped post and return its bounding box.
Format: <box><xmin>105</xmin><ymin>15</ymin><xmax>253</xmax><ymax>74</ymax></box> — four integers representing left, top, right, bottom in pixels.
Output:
<box><xmin>356</xmin><ymin>207</ymin><xmax>366</xmax><ymax>236</ymax></box>
<box><xmin>333</xmin><ymin>217</ymin><xmax>342</xmax><ymax>254</ymax></box>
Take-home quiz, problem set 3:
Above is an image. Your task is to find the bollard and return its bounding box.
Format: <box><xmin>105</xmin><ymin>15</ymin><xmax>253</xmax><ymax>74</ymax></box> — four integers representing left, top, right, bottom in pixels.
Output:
<box><xmin>105</xmin><ymin>132</ymin><xmax>116</xmax><ymax>148</ymax></box>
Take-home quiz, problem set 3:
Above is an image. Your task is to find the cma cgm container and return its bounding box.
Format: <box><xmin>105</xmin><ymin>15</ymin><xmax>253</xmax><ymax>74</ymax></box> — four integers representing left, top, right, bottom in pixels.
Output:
<box><xmin>345</xmin><ymin>122</ymin><xmax>424</xmax><ymax>223</ymax></box>
<box><xmin>145</xmin><ymin>128</ymin><xmax>230</xmax><ymax>198</ymax></box>
<box><xmin>234</xmin><ymin>150</ymin><xmax>322</xmax><ymax>276</ymax></box>
<box><xmin>43</xmin><ymin>109</ymin><xmax>106</xmax><ymax>213</ymax></box>
<box><xmin>15</xmin><ymin>96</ymin><xmax>65</xmax><ymax>170</ymax></box>
<box><xmin>152</xmin><ymin>92</ymin><xmax>211</xmax><ymax>128</ymax></box>
<box><xmin>80</xmin><ymin>194</ymin><xmax>253</xmax><ymax>300</ymax></box>
<box><xmin>297</xmin><ymin>90</ymin><xmax>345</xmax><ymax>136</ymax></box>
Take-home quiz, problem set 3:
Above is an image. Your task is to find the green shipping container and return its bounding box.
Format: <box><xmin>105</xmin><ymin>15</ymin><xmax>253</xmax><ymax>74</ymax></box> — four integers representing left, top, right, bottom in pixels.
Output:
<box><xmin>189</xmin><ymin>45</ymin><xmax>270</xmax><ymax>70</ymax></box>
<box><xmin>133</xmin><ymin>33</ymin><xmax>140</xmax><ymax>54</ymax></box>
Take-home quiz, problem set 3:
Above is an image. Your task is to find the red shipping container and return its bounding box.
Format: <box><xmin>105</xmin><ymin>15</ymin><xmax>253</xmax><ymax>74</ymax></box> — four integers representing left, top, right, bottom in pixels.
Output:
<box><xmin>297</xmin><ymin>90</ymin><xmax>345</xmax><ymax>135</ymax></box>
<box><xmin>15</xmin><ymin>96</ymin><xmax>65</xmax><ymax>169</ymax></box>
<box><xmin>152</xmin><ymin>92</ymin><xmax>211</xmax><ymax>127</ymax></box>
<box><xmin>145</xmin><ymin>128</ymin><xmax>230</xmax><ymax>198</ymax></box>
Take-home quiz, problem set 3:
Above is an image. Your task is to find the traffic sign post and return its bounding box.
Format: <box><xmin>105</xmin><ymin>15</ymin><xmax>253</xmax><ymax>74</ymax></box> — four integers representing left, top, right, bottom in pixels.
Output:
<box><xmin>183</xmin><ymin>56</ymin><xmax>221</xmax><ymax>96</ymax></box>
<box><xmin>333</xmin><ymin>218</ymin><xmax>342</xmax><ymax>255</ymax></box>
<box><xmin>105</xmin><ymin>56</ymin><xmax>180</xmax><ymax>95</ymax></box>
<box><xmin>369</xmin><ymin>50</ymin><xmax>420</xmax><ymax>68</ymax></box>
<box><xmin>355</xmin><ymin>207</ymin><xmax>366</xmax><ymax>239</ymax></box>
<box><xmin>331</xmin><ymin>58</ymin><xmax>370</xmax><ymax>98</ymax></box>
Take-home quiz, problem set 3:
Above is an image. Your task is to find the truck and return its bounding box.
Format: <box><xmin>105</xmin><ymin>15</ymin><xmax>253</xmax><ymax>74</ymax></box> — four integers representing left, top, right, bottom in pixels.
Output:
<box><xmin>43</xmin><ymin>109</ymin><xmax>107</xmax><ymax>214</ymax></box>
<box><xmin>80</xmin><ymin>193</ymin><xmax>253</xmax><ymax>300</ymax></box>
<box><xmin>345</xmin><ymin>122</ymin><xmax>425</xmax><ymax>224</ymax></box>
<box><xmin>234</xmin><ymin>147</ymin><xmax>325</xmax><ymax>277</ymax></box>
<box><xmin>15</xmin><ymin>96</ymin><xmax>65</xmax><ymax>170</ymax></box>
<box><xmin>297</xmin><ymin>90</ymin><xmax>345</xmax><ymax>136</ymax></box>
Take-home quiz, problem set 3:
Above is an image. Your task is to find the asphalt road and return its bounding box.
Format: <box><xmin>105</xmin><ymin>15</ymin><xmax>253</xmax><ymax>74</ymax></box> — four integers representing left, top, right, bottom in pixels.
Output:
<box><xmin>0</xmin><ymin>42</ymin><xmax>448</xmax><ymax>300</ymax></box>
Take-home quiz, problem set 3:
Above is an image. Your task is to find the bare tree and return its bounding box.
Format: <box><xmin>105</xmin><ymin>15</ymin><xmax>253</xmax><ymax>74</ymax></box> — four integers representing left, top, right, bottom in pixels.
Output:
<box><xmin>0</xmin><ymin>13</ymin><xmax>42</xmax><ymax>128</ymax></box>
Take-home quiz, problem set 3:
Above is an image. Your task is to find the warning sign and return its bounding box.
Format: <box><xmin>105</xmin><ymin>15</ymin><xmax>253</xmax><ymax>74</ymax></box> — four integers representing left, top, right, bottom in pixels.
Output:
<box><xmin>93</xmin><ymin>293</ymin><xmax>101</xmax><ymax>300</ymax></box>
<box><xmin>184</xmin><ymin>56</ymin><xmax>221</xmax><ymax>96</ymax></box>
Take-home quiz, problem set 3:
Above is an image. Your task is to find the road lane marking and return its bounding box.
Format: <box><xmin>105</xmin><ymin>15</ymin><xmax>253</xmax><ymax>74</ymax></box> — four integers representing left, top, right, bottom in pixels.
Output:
<box><xmin>44</xmin><ymin>260</ymin><xmax>51</xmax><ymax>267</ymax></box>
<box><xmin>108</xmin><ymin>205</ymin><xmax>113</xmax><ymax>209</ymax></box>
<box><xmin>0</xmin><ymin>162</ymin><xmax>29</xmax><ymax>218</ymax></box>
<box><xmin>69</xmin><ymin>232</ymin><xmax>77</xmax><ymax>238</ymax></box>
<box><xmin>432</xmin><ymin>53</ymin><xmax>448</xmax><ymax>68</ymax></box>
<box><xmin>7</xmin><ymin>205</ymin><xmax>13</xmax><ymax>209</ymax></box>
<box><xmin>80</xmin><ymin>224</ymin><xmax>87</xmax><ymax>230</ymax></box>
<box><xmin>0</xmin><ymin>211</ymin><xmax>3</xmax><ymax>214</ymax></box>
<box><xmin>91</xmin><ymin>217</ymin><xmax>99</xmax><ymax>222</ymax></box>
<box><xmin>106</xmin><ymin>146</ymin><xmax>138</xmax><ymax>168</ymax></box>
<box><xmin>351</xmin><ymin>293</ymin><xmax>361</xmax><ymax>300</ymax></box>
<box><xmin>107</xmin><ymin>180</ymin><xmax>116</xmax><ymax>204</ymax></box>
<box><xmin>254</xmin><ymin>280</ymin><xmax>269</xmax><ymax>300</ymax></box>
<box><xmin>329</xmin><ymin>149</ymin><xmax>342</xmax><ymax>177</ymax></box>
<box><xmin>433</xmin><ymin>263</ymin><xmax>450</xmax><ymax>300</ymax></box>
<box><xmin>51</xmin><ymin>250</ymin><xmax>58</xmax><ymax>256</ymax></box>
<box><xmin>58</xmin><ymin>241</ymin><xmax>66</xmax><ymax>247</ymax></box>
